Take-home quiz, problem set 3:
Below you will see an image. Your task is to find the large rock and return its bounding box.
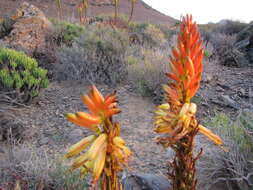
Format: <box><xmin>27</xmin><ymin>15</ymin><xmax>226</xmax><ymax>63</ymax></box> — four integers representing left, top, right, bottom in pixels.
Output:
<box><xmin>122</xmin><ymin>173</ymin><xmax>171</xmax><ymax>190</ymax></box>
<box><xmin>3</xmin><ymin>2</ymin><xmax>52</xmax><ymax>55</ymax></box>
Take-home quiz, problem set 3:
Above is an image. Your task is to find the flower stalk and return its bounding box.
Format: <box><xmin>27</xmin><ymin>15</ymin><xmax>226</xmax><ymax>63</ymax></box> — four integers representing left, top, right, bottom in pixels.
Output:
<box><xmin>65</xmin><ymin>86</ymin><xmax>131</xmax><ymax>190</ymax></box>
<box><xmin>154</xmin><ymin>15</ymin><xmax>223</xmax><ymax>190</ymax></box>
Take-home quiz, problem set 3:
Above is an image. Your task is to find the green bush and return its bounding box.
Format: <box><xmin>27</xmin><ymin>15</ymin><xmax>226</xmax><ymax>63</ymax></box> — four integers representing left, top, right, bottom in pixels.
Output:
<box><xmin>0</xmin><ymin>48</ymin><xmax>49</xmax><ymax>103</ymax></box>
<box><xmin>50</xmin><ymin>19</ymin><xmax>84</xmax><ymax>46</ymax></box>
<box><xmin>198</xmin><ymin>111</ymin><xmax>253</xmax><ymax>190</ymax></box>
<box><xmin>57</xmin><ymin>25</ymin><xmax>129</xmax><ymax>85</ymax></box>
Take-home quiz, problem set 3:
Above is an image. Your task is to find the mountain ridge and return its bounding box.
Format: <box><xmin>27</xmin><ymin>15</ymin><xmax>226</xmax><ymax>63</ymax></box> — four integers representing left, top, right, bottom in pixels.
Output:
<box><xmin>0</xmin><ymin>0</ymin><xmax>177</xmax><ymax>26</ymax></box>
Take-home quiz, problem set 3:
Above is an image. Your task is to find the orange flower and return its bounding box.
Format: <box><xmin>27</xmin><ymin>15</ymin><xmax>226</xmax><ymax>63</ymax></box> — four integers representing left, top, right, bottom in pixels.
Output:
<box><xmin>81</xmin><ymin>86</ymin><xmax>121</xmax><ymax>118</ymax></box>
<box><xmin>165</xmin><ymin>14</ymin><xmax>204</xmax><ymax>103</ymax></box>
<box><xmin>65</xmin><ymin>85</ymin><xmax>121</xmax><ymax>131</ymax></box>
<box><xmin>64</xmin><ymin>86</ymin><xmax>131</xmax><ymax>189</ymax></box>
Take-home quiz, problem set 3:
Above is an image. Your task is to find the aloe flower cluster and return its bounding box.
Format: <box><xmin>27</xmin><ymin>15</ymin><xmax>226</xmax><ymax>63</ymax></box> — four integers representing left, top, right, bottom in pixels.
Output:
<box><xmin>154</xmin><ymin>15</ymin><xmax>223</xmax><ymax>190</ymax></box>
<box><xmin>65</xmin><ymin>86</ymin><xmax>131</xmax><ymax>189</ymax></box>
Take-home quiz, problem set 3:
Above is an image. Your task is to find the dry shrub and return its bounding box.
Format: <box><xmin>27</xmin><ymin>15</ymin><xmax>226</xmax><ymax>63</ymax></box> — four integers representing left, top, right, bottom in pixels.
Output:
<box><xmin>0</xmin><ymin>143</ymin><xmax>88</xmax><ymax>190</ymax></box>
<box><xmin>198</xmin><ymin>111</ymin><xmax>253</xmax><ymax>190</ymax></box>
<box><xmin>129</xmin><ymin>23</ymin><xmax>167</xmax><ymax>48</ymax></box>
<box><xmin>210</xmin><ymin>33</ymin><xmax>248</xmax><ymax>67</ymax></box>
<box><xmin>56</xmin><ymin>25</ymin><xmax>129</xmax><ymax>85</ymax></box>
<box><xmin>213</xmin><ymin>20</ymin><xmax>247</xmax><ymax>35</ymax></box>
<box><xmin>127</xmin><ymin>47</ymin><xmax>169</xmax><ymax>103</ymax></box>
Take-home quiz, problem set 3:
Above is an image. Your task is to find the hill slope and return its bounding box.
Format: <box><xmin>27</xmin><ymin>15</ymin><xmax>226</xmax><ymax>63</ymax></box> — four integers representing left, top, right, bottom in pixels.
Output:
<box><xmin>0</xmin><ymin>0</ymin><xmax>176</xmax><ymax>26</ymax></box>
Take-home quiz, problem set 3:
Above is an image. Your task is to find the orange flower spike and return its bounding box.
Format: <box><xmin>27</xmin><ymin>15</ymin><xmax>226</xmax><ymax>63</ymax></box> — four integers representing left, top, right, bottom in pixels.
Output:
<box><xmin>81</xmin><ymin>94</ymin><xmax>99</xmax><ymax>115</ymax></box>
<box><xmin>172</xmin><ymin>48</ymin><xmax>180</xmax><ymax>60</ymax></box>
<box><xmin>91</xmin><ymin>85</ymin><xmax>105</xmax><ymax>110</ymax></box>
<box><xmin>104</xmin><ymin>94</ymin><xmax>117</xmax><ymax>108</ymax></box>
<box><xmin>105</xmin><ymin>108</ymin><xmax>121</xmax><ymax>118</ymax></box>
<box><xmin>166</xmin><ymin>73</ymin><xmax>180</xmax><ymax>82</ymax></box>
<box><xmin>65</xmin><ymin>113</ymin><xmax>99</xmax><ymax>131</ymax></box>
<box><xmin>75</xmin><ymin>112</ymin><xmax>101</xmax><ymax>125</ymax></box>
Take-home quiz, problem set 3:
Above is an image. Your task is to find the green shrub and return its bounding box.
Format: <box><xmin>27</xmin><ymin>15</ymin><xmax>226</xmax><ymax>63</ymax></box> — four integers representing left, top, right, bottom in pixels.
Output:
<box><xmin>198</xmin><ymin>111</ymin><xmax>253</xmax><ymax>190</ymax></box>
<box><xmin>57</xmin><ymin>25</ymin><xmax>129</xmax><ymax>85</ymax></box>
<box><xmin>50</xmin><ymin>19</ymin><xmax>84</xmax><ymax>46</ymax></box>
<box><xmin>0</xmin><ymin>48</ymin><xmax>49</xmax><ymax>103</ymax></box>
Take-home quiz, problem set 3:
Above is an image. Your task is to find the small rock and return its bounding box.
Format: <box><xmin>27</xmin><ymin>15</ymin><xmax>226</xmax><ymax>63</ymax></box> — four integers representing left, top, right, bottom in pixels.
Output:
<box><xmin>217</xmin><ymin>83</ymin><xmax>231</xmax><ymax>90</ymax></box>
<box><xmin>39</xmin><ymin>136</ymin><xmax>50</xmax><ymax>145</ymax></box>
<box><xmin>122</xmin><ymin>173</ymin><xmax>171</xmax><ymax>190</ymax></box>
<box><xmin>212</xmin><ymin>95</ymin><xmax>239</xmax><ymax>109</ymax></box>
<box><xmin>220</xmin><ymin>95</ymin><xmax>239</xmax><ymax>109</ymax></box>
<box><xmin>202</xmin><ymin>73</ymin><xmax>213</xmax><ymax>83</ymax></box>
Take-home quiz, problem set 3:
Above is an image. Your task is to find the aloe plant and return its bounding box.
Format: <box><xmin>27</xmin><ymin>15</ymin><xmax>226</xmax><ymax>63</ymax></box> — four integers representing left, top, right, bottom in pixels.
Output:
<box><xmin>154</xmin><ymin>15</ymin><xmax>223</xmax><ymax>190</ymax></box>
<box><xmin>64</xmin><ymin>86</ymin><xmax>131</xmax><ymax>189</ymax></box>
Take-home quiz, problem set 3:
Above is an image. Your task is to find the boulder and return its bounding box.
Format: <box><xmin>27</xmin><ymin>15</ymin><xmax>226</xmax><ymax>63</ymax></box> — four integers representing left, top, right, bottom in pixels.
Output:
<box><xmin>122</xmin><ymin>173</ymin><xmax>171</xmax><ymax>190</ymax></box>
<box><xmin>3</xmin><ymin>2</ymin><xmax>52</xmax><ymax>55</ymax></box>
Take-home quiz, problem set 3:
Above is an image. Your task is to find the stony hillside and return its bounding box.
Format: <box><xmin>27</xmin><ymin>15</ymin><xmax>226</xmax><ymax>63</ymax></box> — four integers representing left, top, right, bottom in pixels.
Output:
<box><xmin>0</xmin><ymin>0</ymin><xmax>177</xmax><ymax>26</ymax></box>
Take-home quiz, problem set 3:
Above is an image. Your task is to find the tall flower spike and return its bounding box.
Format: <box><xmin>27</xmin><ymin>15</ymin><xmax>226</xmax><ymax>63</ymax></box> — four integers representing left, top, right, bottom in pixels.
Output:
<box><xmin>154</xmin><ymin>15</ymin><xmax>223</xmax><ymax>190</ymax></box>
<box><xmin>165</xmin><ymin>14</ymin><xmax>204</xmax><ymax>104</ymax></box>
<box><xmin>64</xmin><ymin>86</ymin><xmax>131</xmax><ymax>190</ymax></box>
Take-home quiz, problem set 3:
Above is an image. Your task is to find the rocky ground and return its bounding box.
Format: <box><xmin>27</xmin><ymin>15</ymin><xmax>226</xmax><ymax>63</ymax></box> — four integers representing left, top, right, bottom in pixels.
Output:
<box><xmin>0</xmin><ymin>57</ymin><xmax>252</xmax><ymax>189</ymax></box>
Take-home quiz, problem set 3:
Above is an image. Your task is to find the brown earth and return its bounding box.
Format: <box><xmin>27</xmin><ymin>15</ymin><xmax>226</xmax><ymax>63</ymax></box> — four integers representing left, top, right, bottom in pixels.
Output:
<box><xmin>0</xmin><ymin>0</ymin><xmax>177</xmax><ymax>26</ymax></box>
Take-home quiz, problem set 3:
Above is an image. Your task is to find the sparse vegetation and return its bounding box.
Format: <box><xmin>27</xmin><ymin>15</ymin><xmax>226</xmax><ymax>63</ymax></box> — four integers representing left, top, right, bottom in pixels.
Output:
<box><xmin>57</xmin><ymin>25</ymin><xmax>129</xmax><ymax>84</ymax></box>
<box><xmin>0</xmin><ymin>143</ymin><xmax>89</xmax><ymax>190</ymax></box>
<box><xmin>198</xmin><ymin>111</ymin><xmax>253</xmax><ymax>190</ymax></box>
<box><xmin>127</xmin><ymin>47</ymin><xmax>169</xmax><ymax>102</ymax></box>
<box><xmin>130</xmin><ymin>23</ymin><xmax>167</xmax><ymax>47</ymax></box>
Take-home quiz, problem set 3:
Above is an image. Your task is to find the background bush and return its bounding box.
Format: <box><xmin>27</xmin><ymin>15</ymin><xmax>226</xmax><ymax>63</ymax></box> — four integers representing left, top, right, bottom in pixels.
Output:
<box><xmin>213</xmin><ymin>20</ymin><xmax>247</xmax><ymax>35</ymax></box>
<box><xmin>50</xmin><ymin>19</ymin><xmax>84</xmax><ymax>46</ymax></box>
<box><xmin>129</xmin><ymin>23</ymin><xmax>167</xmax><ymax>48</ymax></box>
<box><xmin>57</xmin><ymin>25</ymin><xmax>129</xmax><ymax>85</ymax></box>
<box><xmin>0</xmin><ymin>48</ymin><xmax>49</xmax><ymax>104</ymax></box>
<box><xmin>198</xmin><ymin>111</ymin><xmax>253</xmax><ymax>190</ymax></box>
<box><xmin>209</xmin><ymin>33</ymin><xmax>247</xmax><ymax>67</ymax></box>
<box><xmin>127</xmin><ymin>47</ymin><xmax>169</xmax><ymax>103</ymax></box>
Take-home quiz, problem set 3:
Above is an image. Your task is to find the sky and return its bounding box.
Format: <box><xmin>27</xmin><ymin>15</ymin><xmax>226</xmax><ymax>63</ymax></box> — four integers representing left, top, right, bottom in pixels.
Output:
<box><xmin>142</xmin><ymin>0</ymin><xmax>252</xmax><ymax>24</ymax></box>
